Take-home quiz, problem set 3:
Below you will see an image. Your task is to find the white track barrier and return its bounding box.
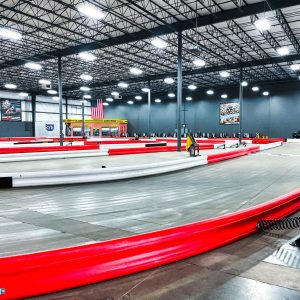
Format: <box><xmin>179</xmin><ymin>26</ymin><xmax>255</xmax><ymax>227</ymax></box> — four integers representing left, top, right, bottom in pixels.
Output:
<box><xmin>2</xmin><ymin>156</ymin><xmax>208</xmax><ymax>187</ymax></box>
<box><xmin>0</xmin><ymin>150</ymin><xmax>108</xmax><ymax>162</ymax></box>
<box><xmin>287</xmin><ymin>139</ymin><xmax>300</xmax><ymax>143</ymax></box>
<box><xmin>259</xmin><ymin>141</ymin><xmax>283</xmax><ymax>151</ymax></box>
<box><xmin>0</xmin><ymin>141</ymin><xmax>85</xmax><ymax>148</ymax></box>
<box><xmin>0</xmin><ymin>142</ymin><xmax>283</xmax><ymax>188</ymax></box>
<box><xmin>0</xmin><ymin>143</ymin><xmax>164</xmax><ymax>162</ymax></box>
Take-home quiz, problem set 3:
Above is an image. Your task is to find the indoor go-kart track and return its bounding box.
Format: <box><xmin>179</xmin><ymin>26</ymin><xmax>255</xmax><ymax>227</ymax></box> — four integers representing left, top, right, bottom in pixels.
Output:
<box><xmin>0</xmin><ymin>143</ymin><xmax>299</xmax><ymax>299</ymax></box>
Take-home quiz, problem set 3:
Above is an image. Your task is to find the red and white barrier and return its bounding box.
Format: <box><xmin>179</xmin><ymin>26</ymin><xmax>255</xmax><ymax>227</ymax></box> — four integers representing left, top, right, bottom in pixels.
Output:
<box><xmin>0</xmin><ymin>189</ymin><xmax>298</xmax><ymax>299</ymax></box>
<box><xmin>0</xmin><ymin>142</ymin><xmax>283</xmax><ymax>188</ymax></box>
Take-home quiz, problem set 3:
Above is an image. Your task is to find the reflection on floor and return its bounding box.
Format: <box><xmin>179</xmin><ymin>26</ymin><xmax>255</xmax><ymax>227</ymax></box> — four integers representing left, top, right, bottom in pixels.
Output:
<box><xmin>0</xmin><ymin>144</ymin><xmax>299</xmax><ymax>257</ymax></box>
<box><xmin>29</xmin><ymin>212</ymin><xmax>300</xmax><ymax>300</ymax></box>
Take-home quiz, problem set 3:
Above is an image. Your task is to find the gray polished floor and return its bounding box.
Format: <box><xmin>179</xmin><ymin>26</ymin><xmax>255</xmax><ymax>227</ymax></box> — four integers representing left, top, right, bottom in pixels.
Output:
<box><xmin>0</xmin><ymin>143</ymin><xmax>299</xmax><ymax>257</ymax></box>
<box><xmin>30</xmin><ymin>212</ymin><xmax>300</xmax><ymax>300</ymax></box>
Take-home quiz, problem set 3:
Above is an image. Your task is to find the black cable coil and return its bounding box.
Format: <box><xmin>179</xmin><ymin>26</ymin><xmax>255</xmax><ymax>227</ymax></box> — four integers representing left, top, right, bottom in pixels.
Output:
<box><xmin>257</xmin><ymin>217</ymin><xmax>300</xmax><ymax>231</ymax></box>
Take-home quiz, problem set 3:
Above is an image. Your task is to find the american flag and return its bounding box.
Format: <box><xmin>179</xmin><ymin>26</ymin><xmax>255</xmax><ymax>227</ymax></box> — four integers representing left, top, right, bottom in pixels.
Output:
<box><xmin>91</xmin><ymin>99</ymin><xmax>104</xmax><ymax>119</ymax></box>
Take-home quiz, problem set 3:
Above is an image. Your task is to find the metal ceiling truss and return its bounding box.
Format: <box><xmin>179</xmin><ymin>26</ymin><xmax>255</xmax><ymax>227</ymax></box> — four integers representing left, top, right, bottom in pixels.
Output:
<box><xmin>0</xmin><ymin>0</ymin><xmax>300</xmax><ymax>99</ymax></box>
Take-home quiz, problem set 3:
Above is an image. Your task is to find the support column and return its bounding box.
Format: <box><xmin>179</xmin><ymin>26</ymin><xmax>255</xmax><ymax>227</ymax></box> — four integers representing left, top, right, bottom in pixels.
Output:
<box><xmin>147</xmin><ymin>81</ymin><xmax>151</xmax><ymax>138</ymax></box>
<box><xmin>65</xmin><ymin>97</ymin><xmax>68</xmax><ymax>119</ymax></box>
<box><xmin>177</xmin><ymin>30</ymin><xmax>183</xmax><ymax>151</ymax></box>
<box><xmin>239</xmin><ymin>67</ymin><xmax>243</xmax><ymax>145</ymax></box>
<box><xmin>65</xmin><ymin>97</ymin><xmax>68</xmax><ymax>136</ymax></box>
<box><xmin>58</xmin><ymin>55</ymin><xmax>63</xmax><ymax>146</ymax></box>
<box><xmin>81</xmin><ymin>101</ymin><xmax>85</xmax><ymax>138</ymax></box>
<box><xmin>31</xmin><ymin>94</ymin><xmax>36</xmax><ymax>137</ymax></box>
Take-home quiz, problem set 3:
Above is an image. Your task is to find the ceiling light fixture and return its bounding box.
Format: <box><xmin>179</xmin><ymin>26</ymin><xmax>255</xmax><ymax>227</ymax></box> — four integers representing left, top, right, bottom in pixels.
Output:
<box><xmin>263</xmin><ymin>91</ymin><xmax>270</xmax><ymax>96</ymax></box>
<box><xmin>80</xmin><ymin>86</ymin><xmax>90</xmax><ymax>91</ymax></box>
<box><xmin>39</xmin><ymin>79</ymin><xmax>51</xmax><ymax>85</ymax></box>
<box><xmin>221</xmin><ymin>94</ymin><xmax>228</xmax><ymax>99</ymax></box>
<box><xmin>129</xmin><ymin>67</ymin><xmax>143</xmax><ymax>75</ymax></box>
<box><xmin>24</xmin><ymin>62</ymin><xmax>42</xmax><ymax>70</ymax></box>
<box><xmin>242</xmin><ymin>81</ymin><xmax>248</xmax><ymax>87</ymax></box>
<box><xmin>127</xmin><ymin>100</ymin><xmax>134</xmax><ymax>104</ymax></box>
<box><xmin>193</xmin><ymin>59</ymin><xmax>205</xmax><ymax>67</ymax></box>
<box><xmin>220</xmin><ymin>71</ymin><xmax>230</xmax><ymax>78</ymax></box>
<box><xmin>168</xmin><ymin>93</ymin><xmax>175</xmax><ymax>98</ymax></box>
<box><xmin>290</xmin><ymin>64</ymin><xmax>300</xmax><ymax>71</ymax></box>
<box><xmin>78</xmin><ymin>52</ymin><xmax>96</xmax><ymax>61</ymax></box>
<box><xmin>0</xmin><ymin>28</ymin><xmax>22</xmax><ymax>40</ymax></box>
<box><xmin>188</xmin><ymin>84</ymin><xmax>197</xmax><ymax>90</ymax></box>
<box><xmin>118</xmin><ymin>82</ymin><xmax>129</xmax><ymax>88</ymax></box>
<box><xmin>252</xmin><ymin>86</ymin><xmax>259</xmax><ymax>92</ymax></box>
<box><xmin>135</xmin><ymin>96</ymin><xmax>142</xmax><ymax>100</ymax></box>
<box><xmin>4</xmin><ymin>83</ymin><xmax>17</xmax><ymax>89</ymax></box>
<box><xmin>254</xmin><ymin>19</ymin><xmax>271</xmax><ymax>31</ymax></box>
<box><xmin>80</xmin><ymin>74</ymin><xmax>93</xmax><ymax>81</ymax></box>
<box><xmin>47</xmin><ymin>90</ymin><xmax>57</xmax><ymax>95</ymax></box>
<box><xmin>154</xmin><ymin>99</ymin><xmax>161</xmax><ymax>103</ymax></box>
<box><xmin>18</xmin><ymin>92</ymin><xmax>28</xmax><ymax>97</ymax></box>
<box><xmin>111</xmin><ymin>91</ymin><xmax>119</xmax><ymax>96</ymax></box>
<box><xmin>77</xmin><ymin>3</ymin><xmax>105</xmax><ymax>20</ymax></box>
<box><xmin>142</xmin><ymin>88</ymin><xmax>150</xmax><ymax>92</ymax></box>
<box><xmin>186</xmin><ymin>97</ymin><xmax>192</xmax><ymax>101</ymax></box>
<box><xmin>164</xmin><ymin>77</ymin><xmax>174</xmax><ymax>84</ymax></box>
<box><xmin>83</xmin><ymin>95</ymin><xmax>92</xmax><ymax>99</ymax></box>
<box><xmin>206</xmin><ymin>90</ymin><xmax>214</xmax><ymax>95</ymax></box>
<box><xmin>151</xmin><ymin>38</ymin><xmax>168</xmax><ymax>49</ymax></box>
<box><xmin>52</xmin><ymin>96</ymin><xmax>59</xmax><ymax>101</ymax></box>
<box><xmin>103</xmin><ymin>102</ymin><xmax>109</xmax><ymax>106</ymax></box>
<box><xmin>277</xmin><ymin>47</ymin><xmax>289</xmax><ymax>56</ymax></box>
<box><xmin>106</xmin><ymin>97</ymin><xmax>114</xmax><ymax>102</ymax></box>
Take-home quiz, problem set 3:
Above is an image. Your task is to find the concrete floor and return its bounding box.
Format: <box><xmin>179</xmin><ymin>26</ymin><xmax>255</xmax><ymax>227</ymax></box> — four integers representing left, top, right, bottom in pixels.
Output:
<box><xmin>29</xmin><ymin>212</ymin><xmax>300</xmax><ymax>300</ymax></box>
<box><xmin>0</xmin><ymin>143</ymin><xmax>299</xmax><ymax>257</ymax></box>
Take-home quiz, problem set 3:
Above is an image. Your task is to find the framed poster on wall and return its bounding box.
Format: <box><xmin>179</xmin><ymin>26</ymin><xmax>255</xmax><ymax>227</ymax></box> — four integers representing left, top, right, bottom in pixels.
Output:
<box><xmin>220</xmin><ymin>102</ymin><xmax>239</xmax><ymax>125</ymax></box>
<box><xmin>1</xmin><ymin>99</ymin><xmax>22</xmax><ymax>121</ymax></box>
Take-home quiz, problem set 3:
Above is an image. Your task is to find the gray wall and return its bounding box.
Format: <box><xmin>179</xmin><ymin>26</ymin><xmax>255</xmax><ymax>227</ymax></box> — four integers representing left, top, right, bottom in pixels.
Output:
<box><xmin>105</xmin><ymin>81</ymin><xmax>300</xmax><ymax>138</ymax></box>
<box><xmin>0</xmin><ymin>81</ymin><xmax>299</xmax><ymax>138</ymax></box>
<box><xmin>0</xmin><ymin>90</ymin><xmax>91</xmax><ymax>137</ymax></box>
<box><xmin>0</xmin><ymin>90</ymin><xmax>33</xmax><ymax>137</ymax></box>
<box><xmin>0</xmin><ymin>122</ymin><xmax>33</xmax><ymax>137</ymax></box>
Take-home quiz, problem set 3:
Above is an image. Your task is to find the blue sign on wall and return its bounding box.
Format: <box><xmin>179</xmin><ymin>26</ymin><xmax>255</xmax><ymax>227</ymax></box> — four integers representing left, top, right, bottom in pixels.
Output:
<box><xmin>45</xmin><ymin>123</ymin><xmax>54</xmax><ymax>131</ymax></box>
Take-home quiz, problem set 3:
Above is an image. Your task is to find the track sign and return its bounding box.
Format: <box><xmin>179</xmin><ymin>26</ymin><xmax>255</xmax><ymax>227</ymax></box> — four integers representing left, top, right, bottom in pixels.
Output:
<box><xmin>46</xmin><ymin>123</ymin><xmax>54</xmax><ymax>131</ymax></box>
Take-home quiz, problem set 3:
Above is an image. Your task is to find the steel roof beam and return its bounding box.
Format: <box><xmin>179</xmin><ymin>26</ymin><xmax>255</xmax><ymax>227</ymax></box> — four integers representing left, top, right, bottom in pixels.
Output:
<box><xmin>0</xmin><ymin>0</ymin><xmax>298</xmax><ymax>70</ymax></box>
<box><xmin>61</xmin><ymin>54</ymin><xmax>299</xmax><ymax>92</ymax></box>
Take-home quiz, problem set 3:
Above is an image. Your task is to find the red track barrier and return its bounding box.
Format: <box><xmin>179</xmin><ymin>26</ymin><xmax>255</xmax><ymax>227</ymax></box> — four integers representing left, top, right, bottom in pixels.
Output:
<box><xmin>0</xmin><ymin>137</ymin><xmax>37</xmax><ymax>142</ymax></box>
<box><xmin>108</xmin><ymin>146</ymin><xmax>181</xmax><ymax>155</ymax></box>
<box><xmin>0</xmin><ymin>145</ymin><xmax>99</xmax><ymax>154</ymax></box>
<box><xmin>84</xmin><ymin>140</ymin><xmax>149</xmax><ymax>145</ymax></box>
<box><xmin>49</xmin><ymin>137</ymin><xmax>86</xmax><ymax>142</ymax></box>
<box><xmin>0</xmin><ymin>189</ymin><xmax>299</xmax><ymax>299</ymax></box>
<box><xmin>207</xmin><ymin>146</ymin><xmax>260</xmax><ymax>164</ymax></box>
<box><xmin>108</xmin><ymin>144</ymin><xmax>216</xmax><ymax>155</ymax></box>
<box><xmin>156</xmin><ymin>138</ymin><xmax>286</xmax><ymax>144</ymax></box>
<box><xmin>156</xmin><ymin>138</ymin><xmax>228</xmax><ymax>143</ymax></box>
<box><xmin>251</xmin><ymin>138</ymin><xmax>286</xmax><ymax>144</ymax></box>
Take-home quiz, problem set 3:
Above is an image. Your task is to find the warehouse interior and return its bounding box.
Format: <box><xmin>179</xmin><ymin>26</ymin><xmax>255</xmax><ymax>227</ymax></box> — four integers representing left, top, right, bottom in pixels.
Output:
<box><xmin>0</xmin><ymin>1</ymin><xmax>299</xmax><ymax>299</ymax></box>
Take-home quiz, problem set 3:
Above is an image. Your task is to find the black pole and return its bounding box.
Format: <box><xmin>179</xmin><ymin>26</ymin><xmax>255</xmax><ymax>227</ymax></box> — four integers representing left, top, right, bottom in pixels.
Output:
<box><xmin>58</xmin><ymin>55</ymin><xmax>63</xmax><ymax>146</ymax></box>
<box><xmin>239</xmin><ymin>67</ymin><xmax>243</xmax><ymax>145</ymax></box>
<box><xmin>31</xmin><ymin>94</ymin><xmax>36</xmax><ymax>137</ymax></box>
<box><xmin>177</xmin><ymin>30</ymin><xmax>182</xmax><ymax>151</ymax></box>
<box><xmin>147</xmin><ymin>79</ymin><xmax>151</xmax><ymax>138</ymax></box>
<box><xmin>65</xmin><ymin>97</ymin><xmax>68</xmax><ymax>119</ymax></box>
<box><xmin>65</xmin><ymin>97</ymin><xmax>68</xmax><ymax>136</ymax></box>
<box><xmin>81</xmin><ymin>101</ymin><xmax>85</xmax><ymax>138</ymax></box>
